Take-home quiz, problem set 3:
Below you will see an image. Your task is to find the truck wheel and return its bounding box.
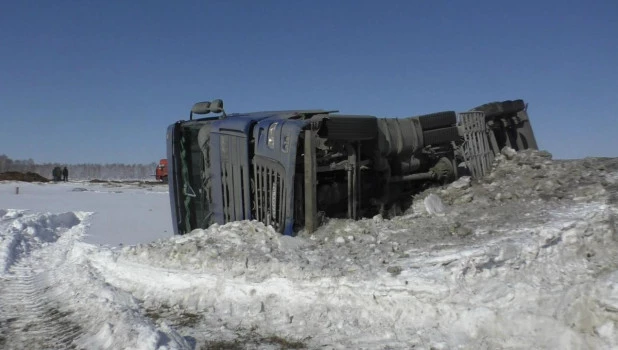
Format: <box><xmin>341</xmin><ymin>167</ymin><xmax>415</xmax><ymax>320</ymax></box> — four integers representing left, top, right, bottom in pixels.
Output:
<box><xmin>417</xmin><ymin>111</ymin><xmax>457</xmax><ymax>131</ymax></box>
<box><xmin>162</xmin><ymin>176</ymin><xmax>168</xmax><ymax>184</ymax></box>
<box><xmin>324</xmin><ymin>115</ymin><xmax>378</xmax><ymax>140</ymax></box>
<box><xmin>377</xmin><ymin>118</ymin><xmax>423</xmax><ymax>156</ymax></box>
<box><xmin>423</xmin><ymin>126</ymin><xmax>460</xmax><ymax>146</ymax></box>
<box><xmin>472</xmin><ymin>100</ymin><xmax>525</xmax><ymax>119</ymax></box>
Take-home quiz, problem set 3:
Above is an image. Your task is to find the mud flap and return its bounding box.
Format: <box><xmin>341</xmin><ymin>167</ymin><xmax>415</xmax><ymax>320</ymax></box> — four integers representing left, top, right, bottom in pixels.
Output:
<box><xmin>459</xmin><ymin>111</ymin><xmax>494</xmax><ymax>179</ymax></box>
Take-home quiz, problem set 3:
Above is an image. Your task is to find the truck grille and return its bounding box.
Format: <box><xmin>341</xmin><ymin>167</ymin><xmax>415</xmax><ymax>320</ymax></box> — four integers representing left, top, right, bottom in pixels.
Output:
<box><xmin>253</xmin><ymin>156</ymin><xmax>286</xmax><ymax>232</ymax></box>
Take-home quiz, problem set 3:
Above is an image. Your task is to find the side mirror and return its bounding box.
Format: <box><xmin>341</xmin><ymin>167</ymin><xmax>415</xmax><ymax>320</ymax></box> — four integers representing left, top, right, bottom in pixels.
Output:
<box><xmin>191</xmin><ymin>102</ymin><xmax>212</xmax><ymax>115</ymax></box>
<box><xmin>210</xmin><ymin>99</ymin><xmax>224</xmax><ymax>113</ymax></box>
<box><xmin>189</xmin><ymin>99</ymin><xmax>226</xmax><ymax>120</ymax></box>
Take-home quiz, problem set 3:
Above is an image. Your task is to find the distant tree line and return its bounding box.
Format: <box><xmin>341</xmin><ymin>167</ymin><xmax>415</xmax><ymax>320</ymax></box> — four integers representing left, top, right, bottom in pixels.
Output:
<box><xmin>0</xmin><ymin>154</ymin><xmax>158</xmax><ymax>181</ymax></box>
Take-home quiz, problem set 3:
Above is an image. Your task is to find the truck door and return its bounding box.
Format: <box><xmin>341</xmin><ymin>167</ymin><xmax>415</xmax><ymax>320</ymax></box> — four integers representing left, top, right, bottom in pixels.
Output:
<box><xmin>209</xmin><ymin>124</ymin><xmax>253</xmax><ymax>225</ymax></box>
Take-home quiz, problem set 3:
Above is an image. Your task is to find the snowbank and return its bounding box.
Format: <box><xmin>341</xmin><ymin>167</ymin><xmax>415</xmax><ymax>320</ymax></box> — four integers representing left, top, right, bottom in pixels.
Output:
<box><xmin>1</xmin><ymin>150</ymin><xmax>618</xmax><ymax>349</ymax></box>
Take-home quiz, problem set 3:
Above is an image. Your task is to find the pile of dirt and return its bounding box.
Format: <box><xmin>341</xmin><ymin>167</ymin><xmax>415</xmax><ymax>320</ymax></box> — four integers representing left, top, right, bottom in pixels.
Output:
<box><xmin>402</xmin><ymin>147</ymin><xmax>618</xmax><ymax>241</ymax></box>
<box><xmin>432</xmin><ymin>147</ymin><xmax>617</xmax><ymax>208</ymax></box>
<box><xmin>0</xmin><ymin>172</ymin><xmax>49</xmax><ymax>182</ymax></box>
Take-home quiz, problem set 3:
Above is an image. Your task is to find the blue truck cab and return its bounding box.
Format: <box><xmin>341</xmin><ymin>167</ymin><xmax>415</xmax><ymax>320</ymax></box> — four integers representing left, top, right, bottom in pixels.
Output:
<box><xmin>167</xmin><ymin>99</ymin><xmax>537</xmax><ymax>236</ymax></box>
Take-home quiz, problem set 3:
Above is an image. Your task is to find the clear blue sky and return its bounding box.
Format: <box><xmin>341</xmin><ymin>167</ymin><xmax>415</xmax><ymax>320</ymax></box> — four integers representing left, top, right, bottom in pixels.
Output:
<box><xmin>1</xmin><ymin>0</ymin><xmax>616</xmax><ymax>164</ymax></box>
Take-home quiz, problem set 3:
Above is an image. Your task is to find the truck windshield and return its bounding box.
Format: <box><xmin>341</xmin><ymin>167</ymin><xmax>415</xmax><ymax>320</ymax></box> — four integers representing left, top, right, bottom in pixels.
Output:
<box><xmin>178</xmin><ymin>123</ymin><xmax>214</xmax><ymax>232</ymax></box>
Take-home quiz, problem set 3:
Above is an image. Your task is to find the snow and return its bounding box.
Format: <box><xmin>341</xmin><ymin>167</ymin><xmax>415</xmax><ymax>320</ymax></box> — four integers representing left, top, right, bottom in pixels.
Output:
<box><xmin>0</xmin><ymin>181</ymin><xmax>172</xmax><ymax>246</ymax></box>
<box><xmin>1</xmin><ymin>151</ymin><xmax>618</xmax><ymax>349</ymax></box>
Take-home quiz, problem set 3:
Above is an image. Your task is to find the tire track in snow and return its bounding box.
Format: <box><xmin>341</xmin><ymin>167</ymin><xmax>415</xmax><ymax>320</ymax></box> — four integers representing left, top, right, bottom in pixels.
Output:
<box><xmin>0</xmin><ymin>210</ymin><xmax>190</xmax><ymax>349</ymax></box>
<box><xmin>0</xmin><ymin>210</ymin><xmax>87</xmax><ymax>349</ymax></box>
<box><xmin>0</xmin><ymin>265</ymin><xmax>83</xmax><ymax>349</ymax></box>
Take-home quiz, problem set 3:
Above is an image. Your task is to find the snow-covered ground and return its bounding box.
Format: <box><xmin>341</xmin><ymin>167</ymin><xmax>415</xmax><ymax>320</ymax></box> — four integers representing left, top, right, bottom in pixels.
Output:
<box><xmin>0</xmin><ymin>181</ymin><xmax>172</xmax><ymax>246</ymax></box>
<box><xmin>1</xmin><ymin>150</ymin><xmax>618</xmax><ymax>349</ymax></box>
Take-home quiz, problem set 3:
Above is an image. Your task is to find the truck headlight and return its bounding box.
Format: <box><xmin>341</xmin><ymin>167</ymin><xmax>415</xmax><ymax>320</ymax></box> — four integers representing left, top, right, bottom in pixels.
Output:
<box><xmin>267</xmin><ymin>123</ymin><xmax>278</xmax><ymax>149</ymax></box>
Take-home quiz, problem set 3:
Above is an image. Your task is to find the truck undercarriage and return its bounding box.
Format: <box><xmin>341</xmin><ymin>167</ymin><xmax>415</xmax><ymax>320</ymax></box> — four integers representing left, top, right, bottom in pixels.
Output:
<box><xmin>166</xmin><ymin>99</ymin><xmax>537</xmax><ymax>236</ymax></box>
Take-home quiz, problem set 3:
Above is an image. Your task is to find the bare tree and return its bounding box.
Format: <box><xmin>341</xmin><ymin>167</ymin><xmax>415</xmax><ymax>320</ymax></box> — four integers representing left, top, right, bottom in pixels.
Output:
<box><xmin>0</xmin><ymin>155</ymin><xmax>159</xmax><ymax>181</ymax></box>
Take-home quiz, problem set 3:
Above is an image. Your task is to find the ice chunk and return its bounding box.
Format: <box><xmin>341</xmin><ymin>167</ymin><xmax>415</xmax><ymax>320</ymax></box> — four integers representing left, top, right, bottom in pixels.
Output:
<box><xmin>501</xmin><ymin>147</ymin><xmax>517</xmax><ymax>160</ymax></box>
<box><xmin>424</xmin><ymin>194</ymin><xmax>446</xmax><ymax>216</ymax></box>
<box><xmin>449</xmin><ymin>176</ymin><xmax>471</xmax><ymax>190</ymax></box>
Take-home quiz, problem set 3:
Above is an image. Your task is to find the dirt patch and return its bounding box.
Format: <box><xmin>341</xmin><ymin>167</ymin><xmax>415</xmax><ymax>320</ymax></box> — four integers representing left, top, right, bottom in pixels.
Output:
<box><xmin>0</xmin><ymin>172</ymin><xmax>49</xmax><ymax>182</ymax></box>
<box><xmin>202</xmin><ymin>333</ymin><xmax>307</xmax><ymax>350</ymax></box>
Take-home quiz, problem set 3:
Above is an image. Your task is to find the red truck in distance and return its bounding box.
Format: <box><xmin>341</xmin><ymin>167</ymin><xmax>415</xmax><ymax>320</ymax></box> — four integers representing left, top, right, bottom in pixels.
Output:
<box><xmin>155</xmin><ymin>159</ymin><xmax>168</xmax><ymax>183</ymax></box>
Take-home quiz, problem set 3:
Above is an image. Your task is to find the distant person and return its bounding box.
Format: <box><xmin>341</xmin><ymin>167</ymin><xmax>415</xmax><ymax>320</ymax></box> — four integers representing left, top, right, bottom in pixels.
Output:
<box><xmin>62</xmin><ymin>167</ymin><xmax>69</xmax><ymax>182</ymax></box>
<box><xmin>52</xmin><ymin>166</ymin><xmax>62</xmax><ymax>182</ymax></box>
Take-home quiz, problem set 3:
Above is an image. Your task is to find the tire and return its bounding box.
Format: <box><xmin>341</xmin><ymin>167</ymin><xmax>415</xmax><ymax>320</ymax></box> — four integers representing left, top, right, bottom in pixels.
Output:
<box><xmin>472</xmin><ymin>100</ymin><xmax>525</xmax><ymax>119</ymax></box>
<box><xmin>423</xmin><ymin>126</ymin><xmax>460</xmax><ymax>146</ymax></box>
<box><xmin>416</xmin><ymin>111</ymin><xmax>457</xmax><ymax>131</ymax></box>
<box><xmin>377</xmin><ymin>118</ymin><xmax>423</xmax><ymax>156</ymax></box>
<box><xmin>324</xmin><ymin>115</ymin><xmax>378</xmax><ymax>140</ymax></box>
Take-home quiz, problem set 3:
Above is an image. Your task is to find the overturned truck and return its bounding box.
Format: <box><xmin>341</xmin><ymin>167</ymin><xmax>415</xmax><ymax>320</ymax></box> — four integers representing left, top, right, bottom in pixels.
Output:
<box><xmin>166</xmin><ymin>99</ymin><xmax>537</xmax><ymax>235</ymax></box>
